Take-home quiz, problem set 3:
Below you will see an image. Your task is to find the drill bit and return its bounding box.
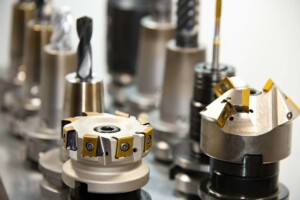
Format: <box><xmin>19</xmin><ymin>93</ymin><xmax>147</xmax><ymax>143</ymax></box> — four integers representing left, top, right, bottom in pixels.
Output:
<box><xmin>76</xmin><ymin>16</ymin><xmax>93</xmax><ymax>81</ymax></box>
<box><xmin>151</xmin><ymin>0</ymin><xmax>172</xmax><ymax>23</ymax></box>
<box><xmin>50</xmin><ymin>7</ymin><xmax>72</xmax><ymax>51</ymax></box>
<box><xmin>176</xmin><ymin>0</ymin><xmax>199</xmax><ymax>48</ymax></box>
<box><xmin>212</xmin><ymin>0</ymin><xmax>222</xmax><ymax>70</ymax></box>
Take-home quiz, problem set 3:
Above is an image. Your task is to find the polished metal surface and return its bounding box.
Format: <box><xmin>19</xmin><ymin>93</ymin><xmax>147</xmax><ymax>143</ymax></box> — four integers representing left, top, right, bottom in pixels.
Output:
<box><xmin>199</xmin><ymin>180</ymin><xmax>289</xmax><ymax>200</ymax></box>
<box><xmin>63</xmin><ymin>73</ymin><xmax>105</xmax><ymax>118</ymax></box>
<box><xmin>25</xmin><ymin>45</ymin><xmax>76</xmax><ymax>163</ymax></box>
<box><xmin>125</xmin><ymin>16</ymin><xmax>175</xmax><ymax>115</ymax></box>
<box><xmin>62</xmin><ymin>113</ymin><xmax>152</xmax><ymax>193</ymax></box>
<box><xmin>39</xmin><ymin>46</ymin><xmax>76</xmax><ymax>130</ymax></box>
<box><xmin>135</xmin><ymin>17</ymin><xmax>175</xmax><ymax>95</ymax></box>
<box><xmin>9</xmin><ymin>1</ymin><xmax>35</xmax><ymax>86</ymax></box>
<box><xmin>201</xmin><ymin>119</ymin><xmax>292</xmax><ymax>163</ymax></box>
<box><xmin>160</xmin><ymin>40</ymin><xmax>206</xmax><ymax>124</ymax></box>
<box><xmin>201</xmin><ymin>79</ymin><xmax>300</xmax><ymax>163</ymax></box>
<box><xmin>39</xmin><ymin>148</ymin><xmax>68</xmax><ymax>200</ymax></box>
<box><xmin>149</xmin><ymin>40</ymin><xmax>206</xmax><ymax>162</ymax></box>
<box><xmin>22</xmin><ymin>19</ymin><xmax>52</xmax><ymax>111</ymax></box>
<box><xmin>0</xmin><ymin>111</ymin><xmax>184</xmax><ymax>199</ymax></box>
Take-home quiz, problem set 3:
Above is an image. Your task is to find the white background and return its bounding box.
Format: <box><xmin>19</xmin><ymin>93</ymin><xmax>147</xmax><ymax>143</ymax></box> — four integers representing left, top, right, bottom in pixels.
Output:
<box><xmin>0</xmin><ymin>0</ymin><xmax>300</xmax><ymax>199</ymax></box>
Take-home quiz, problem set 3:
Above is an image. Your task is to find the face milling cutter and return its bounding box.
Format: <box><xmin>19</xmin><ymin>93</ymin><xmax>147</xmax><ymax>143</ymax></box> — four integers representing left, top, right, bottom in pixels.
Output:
<box><xmin>38</xmin><ymin>16</ymin><xmax>105</xmax><ymax>200</ymax></box>
<box><xmin>3</xmin><ymin>0</ymin><xmax>52</xmax><ymax>138</ymax></box>
<box><xmin>199</xmin><ymin>77</ymin><xmax>300</xmax><ymax>200</ymax></box>
<box><xmin>61</xmin><ymin>112</ymin><xmax>152</xmax><ymax>200</ymax></box>
<box><xmin>107</xmin><ymin>0</ymin><xmax>151</xmax><ymax>109</ymax></box>
<box><xmin>170</xmin><ymin>1</ymin><xmax>235</xmax><ymax>197</ymax></box>
<box><xmin>25</xmin><ymin>7</ymin><xmax>76</xmax><ymax>164</ymax></box>
<box><xmin>124</xmin><ymin>0</ymin><xmax>175</xmax><ymax>115</ymax></box>
<box><xmin>8</xmin><ymin>0</ymin><xmax>35</xmax><ymax>86</ymax></box>
<box><xmin>149</xmin><ymin>0</ymin><xmax>206</xmax><ymax>162</ymax></box>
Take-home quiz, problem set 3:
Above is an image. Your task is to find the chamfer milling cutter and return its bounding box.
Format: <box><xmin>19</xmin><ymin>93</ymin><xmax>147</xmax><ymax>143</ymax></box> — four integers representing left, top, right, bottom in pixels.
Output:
<box><xmin>61</xmin><ymin>112</ymin><xmax>152</xmax><ymax>200</ymax></box>
<box><xmin>124</xmin><ymin>0</ymin><xmax>176</xmax><ymax>115</ymax></box>
<box><xmin>198</xmin><ymin>77</ymin><xmax>300</xmax><ymax>200</ymax></box>
<box><xmin>149</xmin><ymin>0</ymin><xmax>206</xmax><ymax>162</ymax></box>
<box><xmin>25</xmin><ymin>7</ymin><xmax>75</xmax><ymax>164</ymax></box>
<box><xmin>107</xmin><ymin>0</ymin><xmax>151</xmax><ymax>109</ymax></box>
<box><xmin>3</xmin><ymin>0</ymin><xmax>52</xmax><ymax>138</ymax></box>
<box><xmin>9</xmin><ymin>0</ymin><xmax>35</xmax><ymax>86</ymax></box>
<box><xmin>39</xmin><ymin>16</ymin><xmax>105</xmax><ymax>200</ymax></box>
<box><xmin>170</xmin><ymin>1</ymin><xmax>235</xmax><ymax>197</ymax></box>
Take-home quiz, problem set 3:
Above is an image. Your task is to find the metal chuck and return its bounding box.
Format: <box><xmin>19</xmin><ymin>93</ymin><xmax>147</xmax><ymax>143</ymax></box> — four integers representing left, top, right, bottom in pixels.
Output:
<box><xmin>198</xmin><ymin>77</ymin><xmax>300</xmax><ymax>200</ymax></box>
<box><xmin>25</xmin><ymin>7</ymin><xmax>75</xmax><ymax>164</ymax></box>
<box><xmin>170</xmin><ymin>1</ymin><xmax>235</xmax><ymax>197</ymax></box>
<box><xmin>3</xmin><ymin>0</ymin><xmax>52</xmax><ymax>138</ymax></box>
<box><xmin>124</xmin><ymin>0</ymin><xmax>175</xmax><ymax>115</ymax></box>
<box><xmin>107</xmin><ymin>0</ymin><xmax>151</xmax><ymax>109</ymax></box>
<box><xmin>61</xmin><ymin>112</ymin><xmax>152</xmax><ymax>200</ymax></box>
<box><xmin>39</xmin><ymin>16</ymin><xmax>104</xmax><ymax>200</ymax></box>
<box><xmin>149</xmin><ymin>0</ymin><xmax>206</xmax><ymax>162</ymax></box>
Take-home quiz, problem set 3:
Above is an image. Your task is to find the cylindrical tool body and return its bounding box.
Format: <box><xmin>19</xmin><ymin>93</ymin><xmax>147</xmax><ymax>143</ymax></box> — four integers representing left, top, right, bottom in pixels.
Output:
<box><xmin>63</xmin><ymin>73</ymin><xmax>105</xmax><ymax>118</ymax></box>
<box><xmin>135</xmin><ymin>17</ymin><xmax>175</xmax><ymax>95</ymax></box>
<box><xmin>10</xmin><ymin>2</ymin><xmax>35</xmax><ymax>85</ymax></box>
<box><xmin>124</xmin><ymin>16</ymin><xmax>175</xmax><ymax>115</ymax></box>
<box><xmin>160</xmin><ymin>40</ymin><xmax>206</xmax><ymax>124</ymax></box>
<box><xmin>39</xmin><ymin>46</ymin><xmax>76</xmax><ymax>130</ymax></box>
<box><xmin>199</xmin><ymin>157</ymin><xmax>289</xmax><ymax>200</ymax></box>
<box><xmin>107</xmin><ymin>0</ymin><xmax>151</xmax><ymax>78</ymax></box>
<box><xmin>169</xmin><ymin>64</ymin><xmax>235</xmax><ymax>197</ymax></box>
<box><xmin>22</xmin><ymin>19</ymin><xmax>52</xmax><ymax>111</ymax></box>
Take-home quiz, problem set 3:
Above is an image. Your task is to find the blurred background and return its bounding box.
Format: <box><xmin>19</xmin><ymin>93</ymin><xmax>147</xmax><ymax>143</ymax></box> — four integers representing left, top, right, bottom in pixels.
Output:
<box><xmin>0</xmin><ymin>0</ymin><xmax>299</xmax><ymax>198</ymax></box>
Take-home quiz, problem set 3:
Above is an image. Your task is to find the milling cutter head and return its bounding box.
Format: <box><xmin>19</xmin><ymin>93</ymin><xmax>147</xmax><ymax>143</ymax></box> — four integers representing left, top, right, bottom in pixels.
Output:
<box><xmin>62</xmin><ymin>112</ymin><xmax>153</xmax><ymax>163</ymax></box>
<box><xmin>201</xmin><ymin>77</ymin><xmax>300</xmax><ymax>163</ymax></box>
<box><xmin>61</xmin><ymin>111</ymin><xmax>153</xmax><ymax>194</ymax></box>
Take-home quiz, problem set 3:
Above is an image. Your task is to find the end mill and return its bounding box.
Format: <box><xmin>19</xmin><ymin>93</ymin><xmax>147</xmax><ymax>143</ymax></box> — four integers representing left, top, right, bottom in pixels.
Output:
<box><xmin>199</xmin><ymin>77</ymin><xmax>300</xmax><ymax>200</ymax></box>
<box><xmin>39</xmin><ymin>16</ymin><xmax>105</xmax><ymax>200</ymax></box>
<box><xmin>149</xmin><ymin>0</ymin><xmax>206</xmax><ymax>162</ymax></box>
<box><xmin>124</xmin><ymin>0</ymin><xmax>175</xmax><ymax>115</ymax></box>
<box><xmin>25</xmin><ymin>6</ymin><xmax>76</xmax><ymax>164</ymax></box>
<box><xmin>170</xmin><ymin>1</ymin><xmax>235</xmax><ymax>197</ymax></box>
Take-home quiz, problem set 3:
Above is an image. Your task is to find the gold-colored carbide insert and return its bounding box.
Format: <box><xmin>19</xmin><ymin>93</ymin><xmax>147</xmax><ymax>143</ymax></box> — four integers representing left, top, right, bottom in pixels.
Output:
<box><xmin>216</xmin><ymin>103</ymin><xmax>235</xmax><ymax>127</ymax></box>
<box><xmin>286</xmin><ymin>96</ymin><xmax>300</xmax><ymax>112</ymax></box>
<box><xmin>82</xmin><ymin>112</ymin><xmax>101</xmax><ymax>116</ymax></box>
<box><xmin>138</xmin><ymin>115</ymin><xmax>150</xmax><ymax>125</ymax></box>
<box><xmin>115</xmin><ymin>136</ymin><xmax>134</xmax><ymax>158</ymax></box>
<box><xmin>115</xmin><ymin>110</ymin><xmax>130</xmax><ymax>118</ymax></box>
<box><xmin>213</xmin><ymin>77</ymin><xmax>234</xmax><ymax>97</ymax></box>
<box><xmin>82</xmin><ymin>134</ymin><xmax>99</xmax><ymax>157</ymax></box>
<box><xmin>242</xmin><ymin>88</ymin><xmax>250</xmax><ymax>112</ymax></box>
<box><xmin>143</xmin><ymin>127</ymin><xmax>153</xmax><ymax>152</ymax></box>
<box><xmin>263</xmin><ymin>79</ymin><xmax>274</xmax><ymax>92</ymax></box>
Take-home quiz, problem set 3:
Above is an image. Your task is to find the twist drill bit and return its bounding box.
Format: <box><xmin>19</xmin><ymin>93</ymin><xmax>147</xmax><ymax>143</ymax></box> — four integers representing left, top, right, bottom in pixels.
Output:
<box><xmin>152</xmin><ymin>0</ymin><xmax>172</xmax><ymax>23</ymax></box>
<box><xmin>76</xmin><ymin>16</ymin><xmax>93</xmax><ymax>81</ymax></box>
<box><xmin>212</xmin><ymin>0</ymin><xmax>222</xmax><ymax>70</ymax></box>
<box><xmin>50</xmin><ymin>7</ymin><xmax>72</xmax><ymax>51</ymax></box>
<box><xmin>176</xmin><ymin>0</ymin><xmax>199</xmax><ymax>47</ymax></box>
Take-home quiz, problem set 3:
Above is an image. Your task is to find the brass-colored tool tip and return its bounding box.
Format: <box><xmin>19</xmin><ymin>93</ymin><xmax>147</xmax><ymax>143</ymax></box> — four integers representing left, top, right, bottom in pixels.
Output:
<box><xmin>216</xmin><ymin>0</ymin><xmax>222</xmax><ymax>21</ymax></box>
